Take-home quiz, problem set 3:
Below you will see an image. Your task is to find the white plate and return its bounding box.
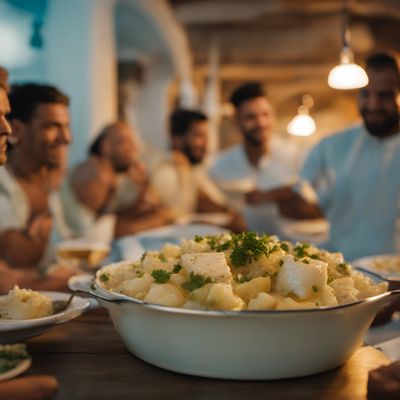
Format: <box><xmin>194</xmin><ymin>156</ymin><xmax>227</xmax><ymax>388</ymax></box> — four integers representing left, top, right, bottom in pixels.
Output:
<box><xmin>0</xmin><ymin>358</ymin><xmax>31</xmax><ymax>382</ymax></box>
<box><xmin>0</xmin><ymin>291</ymin><xmax>90</xmax><ymax>344</ymax></box>
<box><xmin>352</xmin><ymin>254</ymin><xmax>400</xmax><ymax>277</ymax></box>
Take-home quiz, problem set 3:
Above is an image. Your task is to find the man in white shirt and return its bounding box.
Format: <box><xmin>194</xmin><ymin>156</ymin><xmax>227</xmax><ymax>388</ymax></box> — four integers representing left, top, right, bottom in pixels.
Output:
<box><xmin>0</xmin><ymin>83</ymin><xmax>71</xmax><ymax>268</ymax></box>
<box><xmin>0</xmin><ymin>72</ymin><xmax>74</xmax><ymax>293</ymax></box>
<box><xmin>151</xmin><ymin>109</ymin><xmax>245</xmax><ymax>231</ymax></box>
<box><xmin>208</xmin><ymin>82</ymin><xmax>301</xmax><ymax>235</ymax></box>
<box><xmin>253</xmin><ymin>53</ymin><xmax>400</xmax><ymax>261</ymax></box>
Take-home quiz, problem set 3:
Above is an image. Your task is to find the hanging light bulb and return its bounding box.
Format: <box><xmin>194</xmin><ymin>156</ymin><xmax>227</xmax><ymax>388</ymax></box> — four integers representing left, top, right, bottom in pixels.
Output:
<box><xmin>328</xmin><ymin>1</ymin><xmax>368</xmax><ymax>90</ymax></box>
<box><xmin>287</xmin><ymin>95</ymin><xmax>316</xmax><ymax>137</ymax></box>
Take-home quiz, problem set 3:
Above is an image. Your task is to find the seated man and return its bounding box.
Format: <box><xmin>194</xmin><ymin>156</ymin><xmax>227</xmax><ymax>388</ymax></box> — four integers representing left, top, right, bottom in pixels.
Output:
<box><xmin>208</xmin><ymin>82</ymin><xmax>305</xmax><ymax>236</ymax></box>
<box><xmin>60</xmin><ymin>122</ymin><xmax>169</xmax><ymax>241</ymax></box>
<box><xmin>0</xmin><ymin>70</ymin><xmax>73</xmax><ymax>293</ymax></box>
<box><xmin>151</xmin><ymin>109</ymin><xmax>245</xmax><ymax>232</ymax></box>
<box><xmin>0</xmin><ymin>83</ymin><xmax>71</xmax><ymax>269</ymax></box>
<box><xmin>248</xmin><ymin>53</ymin><xmax>400</xmax><ymax>261</ymax></box>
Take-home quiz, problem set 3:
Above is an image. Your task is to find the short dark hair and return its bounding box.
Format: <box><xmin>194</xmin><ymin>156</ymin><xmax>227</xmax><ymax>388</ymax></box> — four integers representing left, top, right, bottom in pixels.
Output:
<box><xmin>8</xmin><ymin>83</ymin><xmax>69</xmax><ymax>123</ymax></box>
<box><xmin>230</xmin><ymin>82</ymin><xmax>267</xmax><ymax>109</ymax></box>
<box><xmin>169</xmin><ymin>109</ymin><xmax>207</xmax><ymax>137</ymax></box>
<box><xmin>366</xmin><ymin>53</ymin><xmax>400</xmax><ymax>87</ymax></box>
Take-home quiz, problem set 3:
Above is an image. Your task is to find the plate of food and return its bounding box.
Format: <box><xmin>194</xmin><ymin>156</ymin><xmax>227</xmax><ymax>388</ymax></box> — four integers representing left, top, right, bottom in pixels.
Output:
<box><xmin>352</xmin><ymin>254</ymin><xmax>400</xmax><ymax>277</ymax></box>
<box><xmin>56</xmin><ymin>239</ymin><xmax>110</xmax><ymax>271</ymax></box>
<box><xmin>0</xmin><ymin>344</ymin><xmax>31</xmax><ymax>382</ymax></box>
<box><xmin>73</xmin><ymin>232</ymin><xmax>400</xmax><ymax>380</ymax></box>
<box><xmin>0</xmin><ymin>287</ymin><xmax>90</xmax><ymax>344</ymax></box>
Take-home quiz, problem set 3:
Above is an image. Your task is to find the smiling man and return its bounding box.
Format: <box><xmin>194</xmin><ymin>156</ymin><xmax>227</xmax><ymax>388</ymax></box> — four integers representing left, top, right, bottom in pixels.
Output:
<box><xmin>208</xmin><ymin>82</ymin><xmax>300</xmax><ymax>234</ymax></box>
<box><xmin>0</xmin><ymin>83</ymin><xmax>71</xmax><ymax>268</ymax></box>
<box><xmin>251</xmin><ymin>53</ymin><xmax>400</xmax><ymax>260</ymax></box>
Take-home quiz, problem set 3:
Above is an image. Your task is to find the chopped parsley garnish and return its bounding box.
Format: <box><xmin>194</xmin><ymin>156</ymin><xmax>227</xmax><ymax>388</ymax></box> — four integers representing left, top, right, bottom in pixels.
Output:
<box><xmin>327</xmin><ymin>275</ymin><xmax>335</xmax><ymax>284</ymax></box>
<box><xmin>293</xmin><ymin>243</ymin><xmax>310</xmax><ymax>258</ymax></box>
<box><xmin>235</xmin><ymin>275</ymin><xmax>250</xmax><ymax>284</ymax></box>
<box><xmin>280</xmin><ymin>242</ymin><xmax>289</xmax><ymax>251</ymax></box>
<box><xmin>337</xmin><ymin>263</ymin><xmax>349</xmax><ymax>274</ymax></box>
<box><xmin>158</xmin><ymin>253</ymin><xmax>167</xmax><ymax>263</ymax></box>
<box><xmin>302</xmin><ymin>258</ymin><xmax>310</xmax><ymax>264</ymax></box>
<box><xmin>140</xmin><ymin>251</ymin><xmax>147</xmax><ymax>262</ymax></box>
<box><xmin>207</xmin><ymin>235</ymin><xmax>218</xmax><ymax>249</ymax></box>
<box><xmin>194</xmin><ymin>235</ymin><xmax>203</xmax><ymax>243</ymax></box>
<box><xmin>100</xmin><ymin>273</ymin><xmax>110</xmax><ymax>282</ymax></box>
<box><xmin>310</xmin><ymin>254</ymin><xmax>320</xmax><ymax>260</ymax></box>
<box><xmin>173</xmin><ymin>264</ymin><xmax>182</xmax><ymax>273</ymax></box>
<box><xmin>216</xmin><ymin>241</ymin><xmax>231</xmax><ymax>252</ymax></box>
<box><xmin>266</xmin><ymin>244</ymin><xmax>279</xmax><ymax>256</ymax></box>
<box><xmin>182</xmin><ymin>272</ymin><xmax>212</xmax><ymax>291</ymax></box>
<box><xmin>135</xmin><ymin>270</ymin><xmax>144</xmax><ymax>277</ymax></box>
<box><xmin>229</xmin><ymin>232</ymin><xmax>269</xmax><ymax>267</ymax></box>
<box><xmin>279</xmin><ymin>259</ymin><xmax>284</xmax><ymax>267</ymax></box>
<box><xmin>91</xmin><ymin>283</ymin><xmax>97</xmax><ymax>291</ymax></box>
<box><xmin>312</xmin><ymin>285</ymin><xmax>319</xmax><ymax>293</ymax></box>
<box><xmin>151</xmin><ymin>269</ymin><xmax>171</xmax><ymax>284</ymax></box>
<box><xmin>0</xmin><ymin>344</ymin><xmax>30</xmax><ymax>373</ymax></box>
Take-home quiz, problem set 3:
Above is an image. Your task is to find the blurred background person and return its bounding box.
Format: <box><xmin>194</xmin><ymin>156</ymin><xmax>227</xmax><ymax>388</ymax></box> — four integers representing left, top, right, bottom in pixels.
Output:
<box><xmin>0</xmin><ymin>71</ymin><xmax>73</xmax><ymax>293</ymax></box>
<box><xmin>0</xmin><ymin>83</ymin><xmax>71</xmax><ymax>269</ymax></box>
<box><xmin>59</xmin><ymin>121</ymin><xmax>170</xmax><ymax>242</ymax></box>
<box><xmin>252</xmin><ymin>53</ymin><xmax>400</xmax><ymax>261</ymax></box>
<box><xmin>208</xmin><ymin>82</ymin><xmax>307</xmax><ymax>237</ymax></box>
<box><xmin>151</xmin><ymin>109</ymin><xmax>245</xmax><ymax>232</ymax></box>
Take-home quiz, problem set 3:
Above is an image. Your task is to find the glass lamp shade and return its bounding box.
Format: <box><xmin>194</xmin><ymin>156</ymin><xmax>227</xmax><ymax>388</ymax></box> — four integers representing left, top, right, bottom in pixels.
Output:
<box><xmin>328</xmin><ymin>62</ymin><xmax>369</xmax><ymax>90</ymax></box>
<box><xmin>287</xmin><ymin>113</ymin><xmax>316</xmax><ymax>137</ymax></box>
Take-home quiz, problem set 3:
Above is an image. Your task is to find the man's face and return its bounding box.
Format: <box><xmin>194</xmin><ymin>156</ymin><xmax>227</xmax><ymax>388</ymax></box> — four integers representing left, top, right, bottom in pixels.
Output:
<box><xmin>181</xmin><ymin>120</ymin><xmax>208</xmax><ymax>165</ymax></box>
<box><xmin>15</xmin><ymin>103</ymin><xmax>71</xmax><ymax>168</ymax></box>
<box><xmin>235</xmin><ymin>96</ymin><xmax>274</xmax><ymax>146</ymax></box>
<box><xmin>0</xmin><ymin>88</ymin><xmax>11</xmax><ymax>165</ymax></box>
<box><xmin>359</xmin><ymin>68</ymin><xmax>400</xmax><ymax>138</ymax></box>
<box><xmin>105</xmin><ymin>123</ymin><xmax>138</xmax><ymax>172</ymax></box>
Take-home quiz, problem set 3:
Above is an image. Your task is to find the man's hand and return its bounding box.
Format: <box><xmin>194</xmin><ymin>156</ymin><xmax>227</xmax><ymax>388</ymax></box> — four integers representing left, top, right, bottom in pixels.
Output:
<box><xmin>368</xmin><ymin>361</ymin><xmax>400</xmax><ymax>399</ymax></box>
<box><xmin>27</xmin><ymin>212</ymin><xmax>52</xmax><ymax>241</ymax></box>
<box><xmin>0</xmin><ymin>261</ymin><xmax>23</xmax><ymax>294</ymax></box>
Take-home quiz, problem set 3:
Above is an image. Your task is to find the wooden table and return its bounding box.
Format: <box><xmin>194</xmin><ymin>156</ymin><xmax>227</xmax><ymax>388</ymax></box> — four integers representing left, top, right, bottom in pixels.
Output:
<box><xmin>26</xmin><ymin>309</ymin><xmax>390</xmax><ymax>400</ymax></box>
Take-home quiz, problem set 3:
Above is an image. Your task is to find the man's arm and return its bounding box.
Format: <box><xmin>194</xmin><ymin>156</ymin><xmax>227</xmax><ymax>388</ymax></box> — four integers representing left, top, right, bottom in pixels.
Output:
<box><xmin>246</xmin><ymin>186</ymin><xmax>323</xmax><ymax>220</ymax></box>
<box><xmin>0</xmin><ymin>212</ymin><xmax>52</xmax><ymax>268</ymax></box>
<box><xmin>0</xmin><ymin>262</ymin><xmax>73</xmax><ymax>294</ymax></box>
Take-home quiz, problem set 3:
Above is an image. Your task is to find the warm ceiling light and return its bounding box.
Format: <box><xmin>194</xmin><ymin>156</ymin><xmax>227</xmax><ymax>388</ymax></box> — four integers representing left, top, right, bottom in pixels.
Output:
<box><xmin>328</xmin><ymin>1</ymin><xmax>368</xmax><ymax>90</ymax></box>
<box><xmin>328</xmin><ymin>47</ymin><xmax>369</xmax><ymax>90</ymax></box>
<box><xmin>287</xmin><ymin>95</ymin><xmax>316</xmax><ymax>137</ymax></box>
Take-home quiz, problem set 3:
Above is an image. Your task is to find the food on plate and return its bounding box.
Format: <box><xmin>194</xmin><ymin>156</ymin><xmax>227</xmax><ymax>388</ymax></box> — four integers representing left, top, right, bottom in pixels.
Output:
<box><xmin>0</xmin><ymin>286</ymin><xmax>53</xmax><ymax>320</ymax></box>
<box><xmin>368</xmin><ymin>256</ymin><xmax>400</xmax><ymax>274</ymax></box>
<box><xmin>96</xmin><ymin>232</ymin><xmax>388</xmax><ymax>311</ymax></box>
<box><xmin>0</xmin><ymin>344</ymin><xmax>30</xmax><ymax>374</ymax></box>
<box><xmin>56</xmin><ymin>240</ymin><xmax>110</xmax><ymax>270</ymax></box>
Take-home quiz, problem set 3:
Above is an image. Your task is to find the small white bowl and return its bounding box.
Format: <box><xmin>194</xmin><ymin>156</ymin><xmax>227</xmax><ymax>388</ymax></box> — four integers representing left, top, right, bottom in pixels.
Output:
<box><xmin>0</xmin><ymin>291</ymin><xmax>90</xmax><ymax>344</ymax></box>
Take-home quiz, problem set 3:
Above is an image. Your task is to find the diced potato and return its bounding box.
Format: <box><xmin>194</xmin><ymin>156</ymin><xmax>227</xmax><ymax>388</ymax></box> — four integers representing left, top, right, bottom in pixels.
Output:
<box><xmin>233</xmin><ymin>276</ymin><xmax>271</xmax><ymax>301</ymax></box>
<box><xmin>276</xmin><ymin>255</ymin><xmax>328</xmax><ymax>300</ymax></box>
<box><xmin>320</xmin><ymin>286</ymin><xmax>339</xmax><ymax>307</ymax></box>
<box><xmin>180</xmin><ymin>238</ymin><xmax>211</xmax><ymax>254</ymax></box>
<box><xmin>0</xmin><ymin>286</ymin><xmax>53</xmax><ymax>319</ymax></box>
<box><xmin>170</xmin><ymin>273</ymin><xmax>186</xmax><ymax>287</ymax></box>
<box><xmin>248</xmin><ymin>292</ymin><xmax>277</xmax><ymax>310</ymax></box>
<box><xmin>180</xmin><ymin>252</ymin><xmax>232</xmax><ymax>284</ymax></box>
<box><xmin>329</xmin><ymin>277</ymin><xmax>359</xmax><ymax>304</ymax></box>
<box><xmin>114</xmin><ymin>273</ymin><xmax>153</xmax><ymax>298</ymax></box>
<box><xmin>161</xmin><ymin>243</ymin><xmax>181</xmax><ymax>259</ymax></box>
<box><xmin>275</xmin><ymin>297</ymin><xmax>315</xmax><ymax>310</ymax></box>
<box><xmin>144</xmin><ymin>283</ymin><xmax>186</xmax><ymax>307</ymax></box>
<box><xmin>205</xmin><ymin>283</ymin><xmax>244</xmax><ymax>310</ymax></box>
<box><xmin>96</xmin><ymin>261</ymin><xmax>138</xmax><ymax>289</ymax></box>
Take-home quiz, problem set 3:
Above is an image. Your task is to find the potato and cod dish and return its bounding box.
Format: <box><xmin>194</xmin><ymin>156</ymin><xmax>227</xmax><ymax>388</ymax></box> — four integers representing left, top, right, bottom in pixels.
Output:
<box><xmin>97</xmin><ymin>232</ymin><xmax>387</xmax><ymax>311</ymax></box>
<box><xmin>0</xmin><ymin>286</ymin><xmax>53</xmax><ymax>320</ymax></box>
